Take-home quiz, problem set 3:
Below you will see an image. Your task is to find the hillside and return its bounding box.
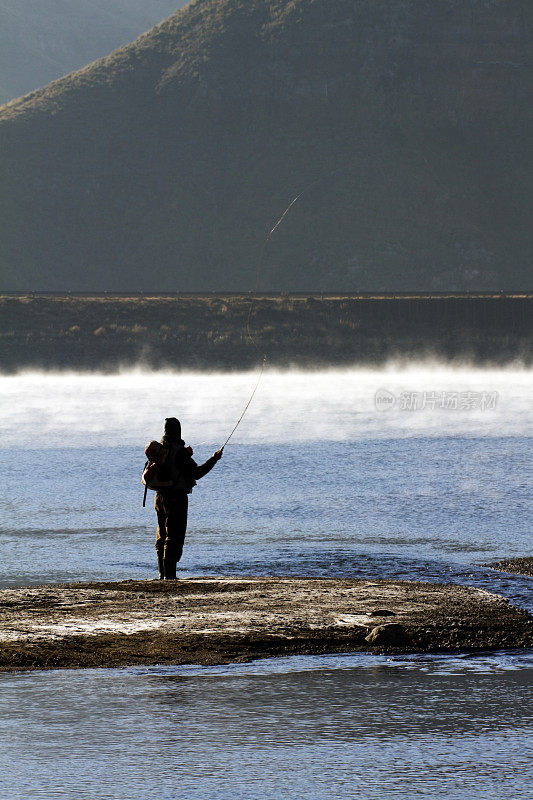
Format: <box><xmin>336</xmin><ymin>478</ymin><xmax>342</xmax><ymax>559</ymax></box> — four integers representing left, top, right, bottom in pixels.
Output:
<box><xmin>0</xmin><ymin>0</ymin><xmax>185</xmax><ymax>104</ymax></box>
<box><xmin>0</xmin><ymin>0</ymin><xmax>531</xmax><ymax>292</ymax></box>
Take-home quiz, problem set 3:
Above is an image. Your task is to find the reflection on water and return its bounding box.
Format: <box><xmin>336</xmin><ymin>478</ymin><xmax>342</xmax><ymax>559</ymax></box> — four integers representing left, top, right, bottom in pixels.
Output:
<box><xmin>1</xmin><ymin>654</ymin><xmax>532</xmax><ymax>800</ymax></box>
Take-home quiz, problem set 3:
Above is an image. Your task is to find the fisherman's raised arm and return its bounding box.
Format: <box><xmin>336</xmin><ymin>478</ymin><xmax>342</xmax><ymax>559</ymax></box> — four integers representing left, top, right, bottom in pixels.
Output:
<box><xmin>185</xmin><ymin>447</ymin><xmax>224</xmax><ymax>481</ymax></box>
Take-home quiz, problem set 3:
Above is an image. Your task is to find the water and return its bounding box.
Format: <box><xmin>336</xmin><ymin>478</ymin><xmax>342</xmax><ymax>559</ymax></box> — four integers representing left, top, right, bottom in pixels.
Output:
<box><xmin>0</xmin><ymin>364</ymin><xmax>532</xmax><ymax>798</ymax></box>
<box><xmin>1</xmin><ymin>653</ymin><xmax>532</xmax><ymax>800</ymax></box>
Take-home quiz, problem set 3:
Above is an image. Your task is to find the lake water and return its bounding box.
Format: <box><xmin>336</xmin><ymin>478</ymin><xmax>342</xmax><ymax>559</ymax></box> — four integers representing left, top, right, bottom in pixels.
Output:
<box><xmin>0</xmin><ymin>363</ymin><xmax>532</xmax><ymax>799</ymax></box>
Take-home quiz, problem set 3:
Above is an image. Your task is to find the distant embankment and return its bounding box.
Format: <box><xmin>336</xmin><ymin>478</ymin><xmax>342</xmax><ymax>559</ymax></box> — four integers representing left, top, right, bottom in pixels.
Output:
<box><xmin>0</xmin><ymin>293</ymin><xmax>531</xmax><ymax>371</ymax></box>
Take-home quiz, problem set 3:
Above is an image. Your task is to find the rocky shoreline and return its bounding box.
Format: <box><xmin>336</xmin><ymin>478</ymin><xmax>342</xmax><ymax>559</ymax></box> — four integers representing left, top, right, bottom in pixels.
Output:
<box><xmin>487</xmin><ymin>558</ymin><xmax>533</xmax><ymax>578</ymax></box>
<box><xmin>0</xmin><ymin>577</ymin><xmax>531</xmax><ymax>672</ymax></box>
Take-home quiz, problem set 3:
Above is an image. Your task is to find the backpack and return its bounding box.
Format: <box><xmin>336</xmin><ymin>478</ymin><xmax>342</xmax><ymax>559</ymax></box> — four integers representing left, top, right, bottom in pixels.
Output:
<box><xmin>141</xmin><ymin>443</ymin><xmax>195</xmax><ymax>506</ymax></box>
<box><xmin>141</xmin><ymin>453</ymin><xmax>174</xmax><ymax>507</ymax></box>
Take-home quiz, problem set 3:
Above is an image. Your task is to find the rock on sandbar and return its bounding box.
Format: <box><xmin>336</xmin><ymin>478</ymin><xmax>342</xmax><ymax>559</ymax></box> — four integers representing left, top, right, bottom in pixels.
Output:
<box><xmin>0</xmin><ymin>577</ymin><xmax>531</xmax><ymax>672</ymax></box>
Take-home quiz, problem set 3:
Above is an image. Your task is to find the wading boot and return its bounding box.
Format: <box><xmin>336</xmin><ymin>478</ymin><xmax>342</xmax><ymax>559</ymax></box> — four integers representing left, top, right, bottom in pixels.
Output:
<box><xmin>163</xmin><ymin>558</ymin><xmax>177</xmax><ymax>580</ymax></box>
<box><xmin>157</xmin><ymin>552</ymin><xmax>165</xmax><ymax>580</ymax></box>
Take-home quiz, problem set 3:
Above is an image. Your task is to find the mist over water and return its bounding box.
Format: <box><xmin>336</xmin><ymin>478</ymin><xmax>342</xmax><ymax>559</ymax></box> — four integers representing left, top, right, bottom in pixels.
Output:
<box><xmin>1</xmin><ymin>361</ymin><xmax>532</xmax><ymax>448</ymax></box>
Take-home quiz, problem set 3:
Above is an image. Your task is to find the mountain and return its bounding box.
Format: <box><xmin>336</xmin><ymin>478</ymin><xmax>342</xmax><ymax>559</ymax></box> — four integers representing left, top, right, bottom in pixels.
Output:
<box><xmin>0</xmin><ymin>1</ymin><xmax>185</xmax><ymax>104</ymax></box>
<box><xmin>0</xmin><ymin>0</ymin><xmax>531</xmax><ymax>292</ymax></box>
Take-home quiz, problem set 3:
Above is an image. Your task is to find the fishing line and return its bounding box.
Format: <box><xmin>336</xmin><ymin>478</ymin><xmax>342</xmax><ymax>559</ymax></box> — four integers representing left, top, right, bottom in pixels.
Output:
<box><xmin>219</xmin><ymin>145</ymin><xmax>457</xmax><ymax>449</ymax></box>
<box><xmin>220</xmin><ymin>177</ymin><xmax>325</xmax><ymax>449</ymax></box>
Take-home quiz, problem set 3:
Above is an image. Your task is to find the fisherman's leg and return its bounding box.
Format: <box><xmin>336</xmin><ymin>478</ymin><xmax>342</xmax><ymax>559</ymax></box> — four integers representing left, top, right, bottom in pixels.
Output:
<box><xmin>163</xmin><ymin>493</ymin><xmax>188</xmax><ymax>579</ymax></box>
<box><xmin>154</xmin><ymin>494</ymin><xmax>167</xmax><ymax>579</ymax></box>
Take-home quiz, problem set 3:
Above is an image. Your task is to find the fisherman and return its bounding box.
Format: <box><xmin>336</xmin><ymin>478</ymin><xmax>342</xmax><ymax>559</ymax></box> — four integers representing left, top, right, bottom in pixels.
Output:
<box><xmin>144</xmin><ymin>417</ymin><xmax>222</xmax><ymax>580</ymax></box>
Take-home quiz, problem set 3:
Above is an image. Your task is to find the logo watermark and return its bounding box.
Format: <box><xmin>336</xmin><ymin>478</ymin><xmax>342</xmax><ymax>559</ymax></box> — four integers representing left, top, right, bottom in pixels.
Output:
<box><xmin>375</xmin><ymin>389</ymin><xmax>499</xmax><ymax>412</ymax></box>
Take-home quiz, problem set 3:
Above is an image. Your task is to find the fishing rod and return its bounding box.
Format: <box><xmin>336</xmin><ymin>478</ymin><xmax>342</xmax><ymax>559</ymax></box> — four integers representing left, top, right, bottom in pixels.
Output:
<box><xmin>220</xmin><ymin>178</ymin><xmax>325</xmax><ymax>449</ymax></box>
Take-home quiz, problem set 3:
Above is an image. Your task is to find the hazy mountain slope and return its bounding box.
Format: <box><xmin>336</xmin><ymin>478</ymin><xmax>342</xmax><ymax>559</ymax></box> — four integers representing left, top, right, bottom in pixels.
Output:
<box><xmin>0</xmin><ymin>0</ymin><xmax>186</xmax><ymax>104</ymax></box>
<box><xmin>0</xmin><ymin>0</ymin><xmax>531</xmax><ymax>292</ymax></box>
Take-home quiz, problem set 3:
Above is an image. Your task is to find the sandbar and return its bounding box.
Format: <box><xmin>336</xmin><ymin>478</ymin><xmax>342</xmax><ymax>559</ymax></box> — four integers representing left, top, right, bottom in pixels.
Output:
<box><xmin>0</xmin><ymin>577</ymin><xmax>531</xmax><ymax>672</ymax></box>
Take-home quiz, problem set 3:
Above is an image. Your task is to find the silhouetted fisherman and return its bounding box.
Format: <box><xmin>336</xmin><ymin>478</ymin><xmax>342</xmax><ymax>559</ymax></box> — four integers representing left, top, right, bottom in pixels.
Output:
<box><xmin>145</xmin><ymin>417</ymin><xmax>222</xmax><ymax>579</ymax></box>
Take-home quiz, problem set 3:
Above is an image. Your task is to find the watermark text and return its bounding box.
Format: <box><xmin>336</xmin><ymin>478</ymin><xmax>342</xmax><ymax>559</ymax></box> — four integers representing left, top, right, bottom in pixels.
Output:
<box><xmin>375</xmin><ymin>389</ymin><xmax>499</xmax><ymax>412</ymax></box>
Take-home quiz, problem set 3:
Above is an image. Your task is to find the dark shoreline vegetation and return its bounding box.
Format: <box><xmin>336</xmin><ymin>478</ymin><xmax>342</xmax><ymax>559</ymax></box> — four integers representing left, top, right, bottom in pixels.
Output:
<box><xmin>0</xmin><ymin>293</ymin><xmax>531</xmax><ymax>371</ymax></box>
<box><xmin>1</xmin><ymin>577</ymin><xmax>532</xmax><ymax>672</ymax></box>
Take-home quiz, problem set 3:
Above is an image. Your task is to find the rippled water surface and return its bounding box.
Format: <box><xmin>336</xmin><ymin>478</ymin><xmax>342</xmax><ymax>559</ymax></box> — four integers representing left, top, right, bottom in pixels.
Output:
<box><xmin>0</xmin><ymin>365</ymin><xmax>532</xmax><ymax>798</ymax></box>
<box><xmin>1</xmin><ymin>654</ymin><xmax>532</xmax><ymax>800</ymax></box>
